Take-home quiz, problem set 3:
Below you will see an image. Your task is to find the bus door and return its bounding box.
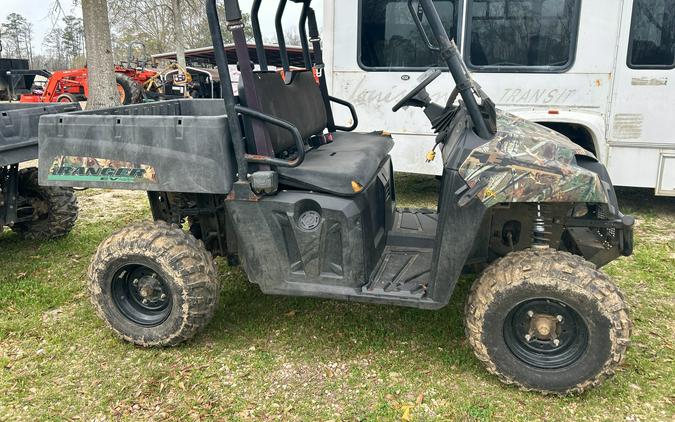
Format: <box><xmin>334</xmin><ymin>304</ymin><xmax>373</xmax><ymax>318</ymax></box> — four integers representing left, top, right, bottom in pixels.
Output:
<box><xmin>608</xmin><ymin>0</ymin><xmax>675</xmax><ymax>194</ymax></box>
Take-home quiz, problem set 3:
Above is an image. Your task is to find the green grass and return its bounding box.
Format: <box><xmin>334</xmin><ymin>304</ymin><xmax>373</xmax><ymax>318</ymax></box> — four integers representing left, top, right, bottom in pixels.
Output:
<box><xmin>1</xmin><ymin>177</ymin><xmax>673</xmax><ymax>421</ymax></box>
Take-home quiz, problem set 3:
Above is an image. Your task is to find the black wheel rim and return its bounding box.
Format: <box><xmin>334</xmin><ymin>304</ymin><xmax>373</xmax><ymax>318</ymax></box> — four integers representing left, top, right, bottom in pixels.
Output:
<box><xmin>111</xmin><ymin>264</ymin><xmax>172</xmax><ymax>327</ymax></box>
<box><xmin>503</xmin><ymin>298</ymin><xmax>588</xmax><ymax>369</ymax></box>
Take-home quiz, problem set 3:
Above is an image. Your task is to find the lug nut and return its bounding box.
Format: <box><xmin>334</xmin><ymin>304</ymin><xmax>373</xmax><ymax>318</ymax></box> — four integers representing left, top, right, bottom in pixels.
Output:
<box><xmin>160</xmin><ymin>294</ymin><xmax>166</xmax><ymax>300</ymax></box>
<box><xmin>142</xmin><ymin>299</ymin><xmax>149</xmax><ymax>305</ymax></box>
<box><xmin>133</xmin><ymin>278</ymin><xmax>139</xmax><ymax>286</ymax></box>
<box><xmin>556</xmin><ymin>315</ymin><xmax>563</xmax><ymax>322</ymax></box>
<box><xmin>524</xmin><ymin>334</ymin><xmax>532</xmax><ymax>342</ymax></box>
<box><xmin>553</xmin><ymin>339</ymin><xmax>560</xmax><ymax>347</ymax></box>
<box><xmin>527</xmin><ymin>310</ymin><xmax>534</xmax><ymax>318</ymax></box>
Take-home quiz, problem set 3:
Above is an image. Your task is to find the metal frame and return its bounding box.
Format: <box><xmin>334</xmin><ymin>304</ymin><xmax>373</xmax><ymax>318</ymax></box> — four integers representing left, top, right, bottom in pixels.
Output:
<box><xmin>206</xmin><ymin>0</ymin><xmax>362</xmax><ymax>180</ymax></box>
<box><xmin>275</xmin><ymin>0</ymin><xmax>291</xmax><ymax>72</ymax></box>
<box><xmin>205</xmin><ymin>0</ymin><xmax>493</xmax><ymax>187</ymax></box>
<box><xmin>299</xmin><ymin>2</ymin><xmax>313</xmax><ymax>68</ymax></box>
<box><xmin>413</xmin><ymin>0</ymin><xmax>493</xmax><ymax>139</ymax></box>
<box><xmin>251</xmin><ymin>0</ymin><xmax>269</xmax><ymax>71</ymax></box>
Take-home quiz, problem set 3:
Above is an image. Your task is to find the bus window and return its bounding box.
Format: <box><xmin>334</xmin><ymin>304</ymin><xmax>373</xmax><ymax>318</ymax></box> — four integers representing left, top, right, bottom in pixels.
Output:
<box><xmin>466</xmin><ymin>0</ymin><xmax>581</xmax><ymax>72</ymax></box>
<box><xmin>628</xmin><ymin>0</ymin><xmax>675</xmax><ymax>69</ymax></box>
<box><xmin>359</xmin><ymin>0</ymin><xmax>458</xmax><ymax>70</ymax></box>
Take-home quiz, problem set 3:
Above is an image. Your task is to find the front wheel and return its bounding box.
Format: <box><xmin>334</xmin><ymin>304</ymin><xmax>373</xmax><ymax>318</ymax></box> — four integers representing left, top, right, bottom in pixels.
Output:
<box><xmin>88</xmin><ymin>221</ymin><xmax>221</xmax><ymax>347</ymax></box>
<box><xmin>56</xmin><ymin>93</ymin><xmax>79</xmax><ymax>103</ymax></box>
<box><xmin>464</xmin><ymin>248</ymin><xmax>631</xmax><ymax>394</ymax></box>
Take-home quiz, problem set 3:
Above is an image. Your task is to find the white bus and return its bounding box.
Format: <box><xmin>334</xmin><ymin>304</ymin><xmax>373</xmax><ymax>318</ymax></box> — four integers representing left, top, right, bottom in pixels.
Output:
<box><xmin>322</xmin><ymin>0</ymin><xmax>675</xmax><ymax>195</ymax></box>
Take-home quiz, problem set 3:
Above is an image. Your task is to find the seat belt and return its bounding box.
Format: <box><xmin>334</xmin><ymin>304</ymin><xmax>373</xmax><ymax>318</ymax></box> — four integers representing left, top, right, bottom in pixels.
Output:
<box><xmin>227</xmin><ymin>7</ymin><xmax>274</xmax><ymax>169</ymax></box>
<box><xmin>307</xmin><ymin>8</ymin><xmax>336</xmax><ymax>133</ymax></box>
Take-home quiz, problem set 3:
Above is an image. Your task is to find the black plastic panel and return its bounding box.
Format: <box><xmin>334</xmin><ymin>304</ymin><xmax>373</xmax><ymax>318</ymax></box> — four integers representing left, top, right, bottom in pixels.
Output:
<box><xmin>38</xmin><ymin>99</ymin><xmax>236</xmax><ymax>194</ymax></box>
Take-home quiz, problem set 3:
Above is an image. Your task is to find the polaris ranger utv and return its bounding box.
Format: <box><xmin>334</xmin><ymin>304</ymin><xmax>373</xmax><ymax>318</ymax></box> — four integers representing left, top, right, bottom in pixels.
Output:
<box><xmin>38</xmin><ymin>0</ymin><xmax>633</xmax><ymax>394</ymax></box>
<box><xmin>1</xmin><ymin>103</ymin><xmax>79</xmax><ymax>240</ymax></box>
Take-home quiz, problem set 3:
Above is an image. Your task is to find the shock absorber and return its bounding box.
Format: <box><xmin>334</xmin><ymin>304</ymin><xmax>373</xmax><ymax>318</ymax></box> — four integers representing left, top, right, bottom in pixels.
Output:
<box><xmin>532</xmin><ymin>203</ymin><xmax>550</xmax><ymax>248</ymax></box>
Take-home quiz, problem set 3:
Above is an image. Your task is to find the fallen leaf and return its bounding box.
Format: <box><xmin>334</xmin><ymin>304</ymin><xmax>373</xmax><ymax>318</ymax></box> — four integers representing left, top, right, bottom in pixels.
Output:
<box><xmin>416</xmin><ymin>392</ymin><xmax>424</xmax><ymax>405</ymax></box>
<box><xmin>401</xmin><ymin>404</ymin><xmax>413</xmax><ymax>421</ymax></box>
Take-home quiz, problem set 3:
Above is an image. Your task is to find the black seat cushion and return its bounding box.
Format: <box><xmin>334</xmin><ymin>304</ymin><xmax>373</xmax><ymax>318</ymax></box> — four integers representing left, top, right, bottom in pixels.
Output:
<box><xmin>277</xmin><ymin>131</ymin><xmax>394</xmax><ymax>196</ymax></box>
<box><xmin>241</xmin><ymin>70</ymin><xmax>327</xmax><ymax>153</ymax></box>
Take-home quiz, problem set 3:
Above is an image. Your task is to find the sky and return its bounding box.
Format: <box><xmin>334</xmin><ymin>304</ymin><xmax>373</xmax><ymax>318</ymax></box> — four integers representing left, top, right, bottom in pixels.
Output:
<box><xmin>0</xmin><ymin>0</ymin><xmax>79</xmax><ymax>55</ymax></box>
<box><xmin>1</xmin><ymin>0</ymin><xmax>323</xmax><ymax>55</ymax></box>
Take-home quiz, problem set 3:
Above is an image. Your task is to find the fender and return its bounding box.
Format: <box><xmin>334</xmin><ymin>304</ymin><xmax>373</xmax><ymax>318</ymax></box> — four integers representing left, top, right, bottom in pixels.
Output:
<box><xmin>457</xmin><ymin>111</ymin><xmax>611</xmax><ymax>208</ymax></box>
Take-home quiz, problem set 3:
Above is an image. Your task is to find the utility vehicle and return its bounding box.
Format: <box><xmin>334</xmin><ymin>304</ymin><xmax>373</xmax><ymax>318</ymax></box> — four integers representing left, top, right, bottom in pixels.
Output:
<box><xmin>1</xmin><ymin>103</ymin><xmax>79</xmax><ymax>240</ymax></box>
<box><xmin>38</xmin><ymin>0</ymin><xmax>634</xmax><ymax>394</ymax></box>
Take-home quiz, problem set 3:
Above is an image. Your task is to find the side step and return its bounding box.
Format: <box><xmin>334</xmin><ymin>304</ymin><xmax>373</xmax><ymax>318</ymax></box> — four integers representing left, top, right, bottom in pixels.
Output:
<box><xmin>388</xmin><ymin>208</ymin><xmax>438</xmax><ymax>248</ymax></box>
<box><xmin>363</xmin><ymin>246</ymin><xmax>433</xmax><ymax>299</ymax></box>
<box><xmin>362</xmin><ymin>209</ymin><xmax>438</xmax><ymax>300</ymax></box>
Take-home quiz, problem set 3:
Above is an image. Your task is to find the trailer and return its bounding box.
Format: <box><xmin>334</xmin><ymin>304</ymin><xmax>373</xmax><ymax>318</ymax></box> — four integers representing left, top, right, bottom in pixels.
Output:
<box><xmin>1</xmin><ymin>103</ymin><xmax>80</xmax><ymax>239</ymax></box>
<box><xmin>323</xmin><ymin>0</ymin><xmax>675</xmax><ymax>195</ymax></box>
<box><xmin>0</xmin><ymin>58</ymin><xmax>31</xmax><ymax>101</ymax></box>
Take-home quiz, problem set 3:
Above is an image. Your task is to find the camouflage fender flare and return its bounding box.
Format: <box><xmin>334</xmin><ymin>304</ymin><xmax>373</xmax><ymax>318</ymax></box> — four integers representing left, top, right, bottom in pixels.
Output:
<box><xmin>458</xmin><ymin>112</ymin><xmax>609</xmax><ymax>208</ymax></box>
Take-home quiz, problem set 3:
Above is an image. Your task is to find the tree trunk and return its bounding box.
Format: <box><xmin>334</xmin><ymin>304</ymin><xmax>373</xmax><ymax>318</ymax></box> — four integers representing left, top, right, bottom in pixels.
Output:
<box><xmin>82</xmin><ymin>0</ymin><xmax>119</xmax><ymax>109</ymax></box>
<box><xmin>25</xmin><ymin>26</ymin><xmax>33</xmax><ymax>67</ymax></box>
<box><xmin>172</xmin><ymin>0</ymin><xmax>187</xmax><ymax>68</ymax></box>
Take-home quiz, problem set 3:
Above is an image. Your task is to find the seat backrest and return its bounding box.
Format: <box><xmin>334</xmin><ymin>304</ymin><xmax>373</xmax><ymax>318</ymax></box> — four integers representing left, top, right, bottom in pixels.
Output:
<box><xmin>240</xmin><ymin>70</ymin><xmax>327</xmax><ymax>154</ymax></box>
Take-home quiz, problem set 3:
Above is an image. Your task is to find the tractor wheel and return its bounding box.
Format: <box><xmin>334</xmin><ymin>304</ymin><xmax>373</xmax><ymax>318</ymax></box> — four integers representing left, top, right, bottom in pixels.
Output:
<box><xmin>88</xmin><ymin>220</ymin><xmax>220</xmax><ymax>347</ymax></box>
<box><xmin>464</xmin><ymin>248</ymin><xmax>631</xmax><ymax>394</ymax></box>
<box><xmin>115</xmin><ymin>73</ymin><xmax>143</xmax><ymax>105</ymax></box>
<box><xmin>11</xmin><ymin>167</ymin><xmax>78</xmax><ymax>240</ymax></box>
<box><xmin>56</xmin><ymin>93</ymin><xmax>79</xmax><ymax>103</ymax></box>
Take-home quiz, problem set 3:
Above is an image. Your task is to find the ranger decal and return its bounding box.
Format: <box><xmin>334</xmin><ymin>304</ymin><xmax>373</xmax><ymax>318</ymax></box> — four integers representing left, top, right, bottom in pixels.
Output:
<box><xmin>48</xmin><ymin>156</ymin><xmax>158</xmax><ymax>183</ymax></box>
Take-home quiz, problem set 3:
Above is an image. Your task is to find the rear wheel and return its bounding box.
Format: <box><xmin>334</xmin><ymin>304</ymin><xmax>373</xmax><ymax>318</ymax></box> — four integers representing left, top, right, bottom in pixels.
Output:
<box><xmin>56</xmin><ymin>93</ymin><xmax>78</xmax><ymax>103</ymax></box>
<box><xmin>11</xmin><ymin>167</ymin><xmax>78</xmax><ymax>240</ymax></box>
<box><xmin>115</xmin><ymin>73</ymin><xmax>143</xmax><ymax>105</ymax></box>
<box><xmin>88</xmin><ymin>221</ymin><xmax>220</xmax><ymax>346</ymax></box>
<box><xmin>464</xmin><ymin>248</ymin><xmax>631</xmax><ymax>394</ymax></box>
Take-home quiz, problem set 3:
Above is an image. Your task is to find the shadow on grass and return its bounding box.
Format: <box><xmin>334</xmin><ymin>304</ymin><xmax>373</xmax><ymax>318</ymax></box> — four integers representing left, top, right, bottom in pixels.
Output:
<box><xmin>615</xmin><ymin>186</ymin><xmax>675</xmax><ymax>216</ymax></box>
<box><xmin>196</xmin><ymin>265</ymin><xmax>478</xmax><ymax>366</ymax></box>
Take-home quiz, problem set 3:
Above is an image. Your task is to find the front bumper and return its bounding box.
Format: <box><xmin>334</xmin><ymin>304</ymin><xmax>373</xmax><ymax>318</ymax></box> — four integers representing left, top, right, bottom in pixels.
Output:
<box><xmin>564</xmin><ymin>212</ymin><xmax>635</xmax><ymax>267</ymax></box>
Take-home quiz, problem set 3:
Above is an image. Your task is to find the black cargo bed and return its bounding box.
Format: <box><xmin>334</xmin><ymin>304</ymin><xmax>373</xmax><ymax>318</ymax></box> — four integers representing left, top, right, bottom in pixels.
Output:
<box><xmin>0</xmin><ymin>103</ymin><xmax>81</xmax><ymax>166</ymax></box>
<box><xmin>38</xmin><ymin>99</ymin><xmax>236</xmax><ymax>194</ymax></box>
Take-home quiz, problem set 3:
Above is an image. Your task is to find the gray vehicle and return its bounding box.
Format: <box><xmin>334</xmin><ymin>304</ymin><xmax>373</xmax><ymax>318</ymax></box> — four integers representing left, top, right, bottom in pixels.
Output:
<box><xmin>38</xmin><ymin>0</ymin><xmax>634</xmax><ymax>394</ymax></box>
<box><xmin>1</xmin><ymin>103</ymin><xmax>79</xmax><ymax>239</ymax></box>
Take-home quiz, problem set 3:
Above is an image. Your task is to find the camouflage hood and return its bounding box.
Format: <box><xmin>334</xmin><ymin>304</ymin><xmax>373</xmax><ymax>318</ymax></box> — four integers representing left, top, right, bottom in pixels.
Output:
<box><xmin>458</xmin><ymin>111</ymin><xmax>609</xmax><ymax>207</ymax></box>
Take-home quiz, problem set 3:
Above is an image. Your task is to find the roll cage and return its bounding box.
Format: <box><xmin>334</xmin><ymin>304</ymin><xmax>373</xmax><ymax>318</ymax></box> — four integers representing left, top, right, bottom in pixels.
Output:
<box><xmin>205</xmin><ymin>0</ymin><xmax>495</xmax><ymax>193</ymax></box>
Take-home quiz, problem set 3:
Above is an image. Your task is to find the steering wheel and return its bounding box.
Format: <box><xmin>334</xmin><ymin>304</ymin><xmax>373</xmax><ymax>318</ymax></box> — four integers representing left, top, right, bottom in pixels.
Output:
<box><xmin>392</xmin><ymin>68</ymin><xmax>443</xmax><ymax>112</ymax></box>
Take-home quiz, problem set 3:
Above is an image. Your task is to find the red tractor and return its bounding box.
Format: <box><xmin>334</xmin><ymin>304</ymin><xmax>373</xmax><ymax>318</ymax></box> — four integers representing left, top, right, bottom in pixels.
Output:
<box><xmin>15</xmin><ymin>66</ymin><xmax>156</xmax><ymax>105</ymax></box>
<box><xmin>13</xmin><ymin>44</ymin><xmax>157</xmax><ymax>104</ymax></box>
